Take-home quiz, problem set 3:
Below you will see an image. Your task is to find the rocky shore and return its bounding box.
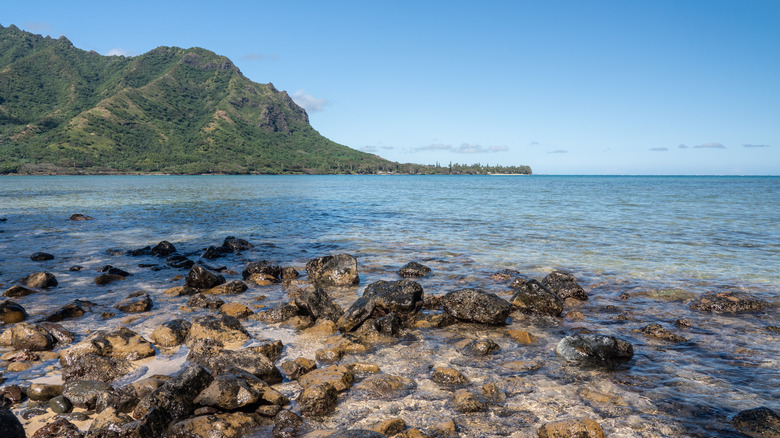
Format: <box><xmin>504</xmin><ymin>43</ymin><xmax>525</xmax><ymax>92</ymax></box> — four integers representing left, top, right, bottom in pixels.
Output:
<box><xmin>0</xmin><ymin>223</ymin><xmax>778</xmax><ymax>437</ymax></box>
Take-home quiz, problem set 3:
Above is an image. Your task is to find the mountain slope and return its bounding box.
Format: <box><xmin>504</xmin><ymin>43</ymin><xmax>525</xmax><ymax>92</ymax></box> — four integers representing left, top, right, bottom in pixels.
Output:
<box><xmin>0</xmin><ymin>24</ymin><xmax>394</xmax><ymax>174</ymax></box>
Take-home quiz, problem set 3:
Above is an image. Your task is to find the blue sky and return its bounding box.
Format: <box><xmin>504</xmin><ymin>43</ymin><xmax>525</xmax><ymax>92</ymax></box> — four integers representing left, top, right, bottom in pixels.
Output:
<box><xmin>3</xmin><ymin>1</ymin><xmax>779</xmax><ymax>174</ymax></box>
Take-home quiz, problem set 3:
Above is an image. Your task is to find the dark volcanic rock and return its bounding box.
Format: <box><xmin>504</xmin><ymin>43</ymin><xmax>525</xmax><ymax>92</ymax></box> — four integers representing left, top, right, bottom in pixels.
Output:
<box><xmin>453</xmin><ymin>389</ymin><xmax>486</xmax><ymax>413</ymax></box>
<box><xmin>2</xmin><ymin>285</ymin><xmax>36</xmax><ymax>297</ymax></box>
<box><xmin>281</xmin><ymin>358</ymin><xmax>317</xmax><ymax>380</ymax></box>
<box><xmin>460</xmin><ymin>339</ymin><xmax>501</xmax><ymax>356</ymax></box>
<box><xmin>542</xmin><ymin>271</ymin><xmax>588</xmax><ymax>300</ymax></box>
<box><xmin>30</xmin><ymin>251</ymin><xmax>55</xmax><ymax>261</ymax></box>
<box><xmin>70</xmin><ymin>213</ymin><xmax>93</xmax><ymax>221</ymax></box>
<box><xmin>39</xmin><ymin>322</ymin><xmax>76</xmax><ymax>344</ymax></box>
<box><xmin>31</xmin><ymin>418</ymin><xmax>82</xmax><ymax>438</ymax></box>
<box><xmin>509</xmin><ymin>278</ymin><xmax>563</xmax><ymax>316</ymax></box>
<box><xmin>94</xmin><ymin>274</ymin><xmax>126</xmax><ymax>286</ymax></box>
<box><xmin>306</xmin><ymin>254</ymin><xmax>359</xmax><ymax>287</ymax></box>
<box><xmin>45</xmin><ymin>299</ymin><xmax>95</xmax><ymax>322</ymax></box>
<box><xmin>297</xmin><ymin>382</ymin><xmax>338</xmax><ymax>417</ymax></box>
<box><xmin>49</xmin><ymin>395</ymin><xmax>73</xmax><ymax>414</ymax></box>
<box><xmin>151</xmin><ymin>240</ymin><xmax>176</xmax><ymax>257</ymax></box>
<box><xmin>186</xmin><ymin>294</ymin><xmax>225</xmax><ymax>309</ymax></box>
<box><xmin>188</xmin><ymin>346</ymin><xmax>282</xmax><ymax>384</ymax></box>
<box><xmin>242</xmin><ymin>260</ymin><xmax>283</xmax><ymax>282</ymax></box>
<box><xmin>61</xmin><ymin>355</ymin><xmax>133</xmax><ymax>383</ymax></box>
<box><xmin>690</xmin><ymin>290</ymin><xmax>769</xmax><ymax>313</ymax></box>
<box><xmin>114</xmin><ymin>292</ymin><xmax>153</xmax><ymax>313</ymax></box>
<box><xmin>201</xmin><ymin>245</ymin><xmax>228</xmax><ymax>259</ymax></box>
<box><xmin>556</xmin><ymin>334</ymin><xmax>634</xmax><ymax>368</ymax></box>
<box><xmin>222</xmin><ymin>236</ymin><xmax>254</xmax><ymax>252</ymax></box>
<box><xmin>440</xmin><ymin>289</ymin><xmax>513</xmax><ymax>325</ymax></box>
<box><xmin>0</xmin><ymin>300</ymin><xmax>28</xmax><ymax>323</ymax></box>
<box><xmin>730</xmin><ymin>406</ymin><xmax>780</xmax><ymax>438</ymax></box>
<box><xmin>398</xmin><ymin>261</ymin><xmax>432</xmax><ymax>278</ymax></box>
<box><xmin>167</xmin><ymin>255</ymin><xmax>194</xmax><ymax>269</ymax></box>
<box><xmin>0</xmin><ymin>406</ymin><xmax>26</xmax><ymax>438</ymax></box>
<box><xmin>62</xmin><ymin>380</ymin><xmax>114</xmax><ymax>409</ymax></box>
<box><xmin>21</xmin><ymin>271</ymin><xmax>58</xmax><ymax>289</ymax></box>
<box><xmin>293</xmin><ymin>286</ymin><xmax>344</xmax><ymax>322</ymax></box>
<box><xmin>186</xmin><ymin>265</ymin><xmax>226</xmax><ymax>289</ymax></box>
<box><xmin>639</xmin><ymin>323</ymin><xmax>688</xmax><ymax>343</ymax></box>
<box><xmin>204</xmin><ymin>280</ymin><xmax>248</xmax><ymax>295</ymax></box>
<box><xmin>338</xmin><ymin>279</ymin><xmax>424</xmax><ymax>331</ymax></box>
<box><xmin>185</xmin><ymin>314</ymin><xmax>252</xmax><ymax>348</ymax></box>
<box><xmin>60</xmin><ymin>326</ymin><xmax>155</xmax><ymax>362</ymax></box>
<box><xmin>134</xmin><ymin>365</ymin><xmax>214</xmax><ymax>424</ymax></box>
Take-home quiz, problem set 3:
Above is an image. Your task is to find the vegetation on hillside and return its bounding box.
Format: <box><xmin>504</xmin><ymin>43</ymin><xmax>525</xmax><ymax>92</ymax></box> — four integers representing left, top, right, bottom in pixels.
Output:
<box><xmin>0</xmin><ymin>25</ymin><xmax>531</xmax><ymax>175</ymax></box>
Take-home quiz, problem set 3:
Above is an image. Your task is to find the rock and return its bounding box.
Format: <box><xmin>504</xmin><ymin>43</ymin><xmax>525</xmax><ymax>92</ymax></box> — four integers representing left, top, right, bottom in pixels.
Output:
<box><xmin>371</xmin><ymin>418</ymin><xmax>407</xmax><ymax>436</ymax></box>
<box><xmin>134</xmin><ymin>365</ymin><xmax>214</xmax><ymax>424</ymax></box>
<box><xmin>493</xmin><ymin>269</ymin><xmax>522</xmax><ymax>282</ymax></box>
<box><xmin>509</xmin><ymin>278</ymin><xmax>563</xmax><ymax>316</ymax></box>
<box><xmin>30</xmin><ymin>252</ymin><xmax>55</xmax><ymax>261</ymax></box>
<box><xmin>482</xmin><ymin>382</ymin><xmax>507</xmax><ymax>404</ymax></box>
<box><xmin>167</xmin><ymin>255</ymin><xmax>194</xmax><ymax>269</ymax></box>
<box><xmin>242</xmin><ymin>260</ymin><xmax>283</xmax><ymax>282</ymax></box>
<box><xmin>164</xmin><ymin>285</ymin><xmax>199</xmax><ymax>296</ymax></box>
<box><xmin>186</xmin><ymin>265</ymin><xmax>225</xmax><ymax>289</ymax></box>
<box><xmin>151</xmin><ymin>240</ymin><xmax>176</xmax><ymax>257</ymax></box>
<box><xmin>556</xmin><ymin>334</ymin><xmax>634</xmax><ymax>368</ymax></box>
<box><xmin>89</xmin><ymin>407</ymin><xmax>133</xmax><ymax>432</ymax></box>
<box><xmin>460</xmin><ymin>338</ymin><xmax>501</xmax><ymax>356</ymax></box>
<box><xmin>131</xmin><ymin>377</ymin><xmax>167</xmax><ymax>399</ymax></box>
<box><xmin>62</xmin><ymin>380</ymin><xmax>114</xmax><ymax>409</ymax></box>
<box><xmin>2</xmin><ymin>285</ymin><xmax>36</xmax><ymax>297</ymax></box>
<box><xmin>114</xmin><ymin>292</ymin><xmax>153</xmax><ymax>313</ymax></box>
<box><xmin>120</xmin><ymin>406</ymin><xmax>169</xmax><ymax>437</ymax></box>
<box><xmin>293</xmin><ymin>286</ymin><xmax>344</xmax><ymax>322</ymax></box>
<box><xmin>151</xmin><ymin>319</ymin><xmax>191</xmax><ymax>348</ymax></box>
<box><xmin>61</xmin><ymin>326</ymin><xmax>156</xmax><ymax>362</ymax></box>
<box><xmin>188</xmin><ymin>346</ymin><xmax>282</xmax><ymax>384</ymax></box>
<box><xmin>690</xmin><ymin>290</ymin><xmax>769</xmax><ymax>313</ymax></box>
<box><xmin>730</xmin><ymin>406</ymin><xmax>780</xmax><ymax>438</ymax></box>
<box><xmin>432</xmin><ymin>367</ymin><xmax>469</xmax><ymax>386</ymax></box>
<box><xmin>31</xmin><ymin>418</ymin><xmax>82</xmax><ymax>438</ymax></box>
<box><xmin>306</xmin><ymin>254</ymin><xmax>359</xmax><ymax>287</ymax></box>
<box><xmin>185</xmin><ymin>314</ymin><xmax>252</xmax><ymax>348</ymax></box>
<box><xmin>194</xmin><ymin>370</ymin><xmax>287</xmax><ymax>410</ymax></box>
<box><xmin>39</xmin><ymin>322</ymin><xmax>76</xmax><ymax>344</ymax></box>
<box><xmin>254</xmin><ymin>303</ymin><xmax>299</xmax><ymax>324</ymax></box>
<box><xmin>222</xmin><ymin>236</ymin><xmax>254</xmax><ymax>252</ymax></box>
<box><xmin>0</xmin><ymin>300</ymin><xmax>27</xmax><ymax>323</ymax></box>
<box><xmin>44</xmin><ymin>299</ymin><xmax>94</xmax><ymax>322</ymax></box>
<box><xmin>187</xmin><ymin>294</ymin><xmax>225</xmax><ymax>309</ymax></box>
<box><xmin>94</xmin><ymin>274</ymin><xmax>125</xmax><ymax>286</ymax></box>
<box><xmin>638</xmin><ymin>323</ymin><xmax>688</xmax><ymax>343</ymax></box>
<box><xmin>398</xmin><ymin>261</ymin><xmax>431</xmax><ymax>277</ymax></box>
<box><xmin>129</xmin><ymin>246</ymin><xmax>152</xmax><ymax>256</ymax></box>
<box><xmin>61</xmin><ymin>354</ymin><xmax>133</xmax><ymax>383</ymax></box>
<box><xmin>338</xmin><ymin>279</ymin><xmax>424</xmax><ymax>331</ymax></box>
<box><xmin>27</xmin><ymin>383</ymin><xmax>62</xmax><ymax>401</ymax></box>
<box><xmin>201</xmin><ymin>245</ymin><xmax>228</xmax><ymax>259</ymax></box>
<box><xmin>219</xmin><ymin>302</ymin><xmax>253</xmax><ymax>319</ymax></box>
<box><xmin>167</xmin><ymin>412</ymin><xmax>259</xmax><ymax>438</ymax></box>
<box><xmin>204</xmin><ymin>280</ymin><xmax>248</xmax><ymax>295</ymax></box>
<box><xmin>537</xmin><ymin>418</ymin><xmax>605</xmax><ymax>438</ymax></box>
<box><xmin>0</xmin><ymin>322</ymin><xmax>56</xmax><ymax>350</ymax></box>
<box><xmin>49</xmin><ymin>395</ymin><xmax>73</xmax><ymax>414</ymax></box>
<box><xmin>297</xmin><ymin>382</ymin><xmax>338</xmax><ymax>417</ymax></box>
<box><xmin>273</xmin><ymin>410</ymin><xmax>303</xmax><ymax>437</ymax></box>
<box><xmin>542</xmin><ymin>271</ymin><xmax>588</xmax><ymax>300</ymax></box>
<box><xmin>453</xmin><ymin>389</ymin><xmax>486</xmax><ymax>413</ymax></box>
<box><xmin>21</xmin><ymin>271</ymin><xmax>58</xmax><ymax>288</ymax></box>
<box><xmin>298</xmin><ymin>365</ymin><xmax>354</xmax><ymax>393</ymax></box>
<box><xmin>281</xmin><ymin>358</ymin><xmax>317</xmax><ymax>380</ymax></box>
<box><xmin>441</xmin><ymin>289</ymin><xmax>513</xmax><ymax>325</ymax></box>
<box><xmin>281</xmin><ymin>267</ymin><xmax>300</xmax><ymax>280</ymax></box>
<box><xmin>70</xmin><ymin>213</ymin><xmax>93</xmax><ymax>221</ymax></box>
<box><xmin>507</xmin><ymin>329</ymin><xmax>538</xmax><ymax>345</ymax></box>
<box><xmin>355</xmin><ymin>374</ymin><xmax>415</xmax><ymax>399</ymax></box>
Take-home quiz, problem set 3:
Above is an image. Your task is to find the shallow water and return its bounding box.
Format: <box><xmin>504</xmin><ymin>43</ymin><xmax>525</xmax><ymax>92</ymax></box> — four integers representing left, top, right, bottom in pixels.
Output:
<box><xmin>0</xmin><ymin>175</ymin><xmax>778</xmax><ymax>437</ymax></box>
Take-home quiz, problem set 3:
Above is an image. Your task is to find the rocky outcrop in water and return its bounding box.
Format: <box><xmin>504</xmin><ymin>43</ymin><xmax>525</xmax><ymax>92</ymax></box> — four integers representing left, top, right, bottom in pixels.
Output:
<box><xmin>690</xmin><ymin>290</ymin><xmax>769</xmax><ymax>313</ymax></box>
<box><xmin>730</xmin><ymin>406</ymin><xmax>780</xmax><ymax>437</ymax></box>
<box><xmin>20</xmin><ymin>271</ymin><xmax>58</xmax><ymax>289</ymax></box>
<box><xmin>542</xmin><ymin>271</ymin><xmax>588</xmax><ymax>300</ymax></box>
<box><xmin>509</xmin><ymin>278</ymin><xmax>563</xmax><ymax>316</ymax></box>
<box><xmin>440</xmin><ymin>289</ymin><xmax>513</xmax><ymax>325</ymax></box>
<box><xmin>556</xmin><ymin>334</ymin><xmax>634</xmax><ymax>368</ymax></box>
<box><xmin>306</xmin><ymin>254</ymin><xmax>359</xmax><ymax>287</ymax></box>
<box><xmin>338</xmin><ymin>279</ymin><xmax>423</xmax><ymax>332</ymax></box>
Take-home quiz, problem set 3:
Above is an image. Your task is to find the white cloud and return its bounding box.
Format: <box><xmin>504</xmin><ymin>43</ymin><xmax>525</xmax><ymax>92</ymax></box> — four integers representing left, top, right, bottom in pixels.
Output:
<box><xmin>678</xmin><ymin>144</ymin><xmax>689</xmax><ymax>149</ymax></box>
<box><xmin>694</xmin><ymin>142</ymin><xmax>726</xmax><ymax>149</ymax></box>
<box><xmin>414</xmin><ymin>143</ymin><xmax>453</xmax><ymax>152</ymax></box>
<box><xmin>360</xmin><ymin>146</ymin><xmax>378</xmax><ymax>153</ymax></box>
<box><xmin>291</xmin><ymin>89</ymin><xmax>330</xmax><ymax>112</ymax></box>
<box><xmin>106</xmin><ymin>47</ymin><xmax>137</xmax><ymax>57</ymax></box>
<box><xmin>414</xmin><ymin>143</ymin><xmax>508</xmax><ymax>154</ymax></box>
<box><xmin>650</xmin><ymin>147</ymin><xmax>669</xmax><ymax>152</ymax></box>
<box><xmin>744</xmin><ymin>144</ymin><xmax>770</xmax><ymax>148</ymax></box>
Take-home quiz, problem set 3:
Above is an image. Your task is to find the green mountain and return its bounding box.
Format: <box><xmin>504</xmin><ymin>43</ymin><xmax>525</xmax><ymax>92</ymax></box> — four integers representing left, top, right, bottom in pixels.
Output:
<box><xmin>0</xmin><ymin>24</ymin><xmax>398</xmax><ymax>174</ymax></box>
<box><xmin>0</xmin><ymin>24</ymin><xmax>531</xmax><ymax>175</ymax></box>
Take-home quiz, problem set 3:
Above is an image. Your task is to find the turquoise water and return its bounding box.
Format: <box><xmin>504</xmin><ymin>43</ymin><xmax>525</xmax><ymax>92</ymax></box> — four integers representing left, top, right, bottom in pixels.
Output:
<box><xmin>0</xmin><ymin>175</ymin><xmax>778</xmax><ymax>437</ymax></box>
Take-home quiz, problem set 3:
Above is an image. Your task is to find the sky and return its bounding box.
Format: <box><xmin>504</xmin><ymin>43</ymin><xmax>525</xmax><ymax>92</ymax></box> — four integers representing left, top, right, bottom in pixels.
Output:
<box><xmin>2</xmin><ymin>0</ymin><xmax>779</xmax><ymax>174</ymax></box>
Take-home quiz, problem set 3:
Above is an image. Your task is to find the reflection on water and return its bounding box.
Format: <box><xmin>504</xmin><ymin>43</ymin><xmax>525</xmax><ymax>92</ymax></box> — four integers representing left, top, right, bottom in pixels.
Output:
<box><xmin>0</xmin><ymin>175</ymin><xmax>778</xmax><ymax>437</ymax></box>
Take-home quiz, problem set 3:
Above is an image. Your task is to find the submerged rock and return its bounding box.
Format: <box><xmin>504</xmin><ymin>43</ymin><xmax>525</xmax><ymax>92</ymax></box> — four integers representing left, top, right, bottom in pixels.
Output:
<box><xmin>242</xmin><ymin>260</ymin><xmax>283</xmax><ymax>282</ymax></box>
<box><xmin>70</xmin><ymin>213</ymin><xmax>93</xmax><ymax>221</ymax></box>
<box><xmin>556</xmin><ymin>334</ymin><xmax>634</xmax><ymax>368</ymax></box>
<box><xmin>45</xmin><ymin>299</ymin><xmax>95</xmax><ymax>322</ymax></box>
<box><xmin>509</xmin><ymin>278</ymin><xmax>563</xmax><ymax>316</ymax></box>
<box><xmin>306</xmin><ymin>254</ymin><xmax>359</xmax><ymax>287</ymax></box>
<box><xmin>30</xmin><ymin>252</ymin><xmax>55</xmax><ymax>261</ymax></box>
<box><xmin>690</xmin><ymin>290</ymin><xmax>769</xmax><ymax>313</ymax></box>
<box><xmin>398</xmin><ymin>261</ymin><xmax>432</xmax><ymax>278</ymax></box>
<box><xmin>355</xmin><ymin>374</ymin><xmax>416</xmax><ymax>400</ymax></box>
<box><xmin>440</xmin><ymin>289</ymin><xmax>512</xmax><ymax>325</ymax></box>
<box><xmin>114</xmin><ymin>292</ymin><xmax>153</xmax><ymax>313</ymax></box>
<box><xmin>453</xmin><ymin>389</ymin><xmax>486</xmax><ymax>413</ymax></box>
<box><xmin>460</xmin><ymin>338</ymin><xmax>501</xmax><ymax>356</ymax></box>
<box><xmin>2</xmin><ymin>285</ymin><xmax>36</xmax><ymax>298</ymax></box>
<box><xmin>151</xmin><ymin>240</ymin><xmax>176</xmax><ymax>257</ymax></box>
<box><xmin>542</xmin><ymin>271</ymin><xmax>588</xmax><ymax>300</ymax></box>
<box><xmin>537</xmin><ymin>417</ymin><xmax>605</xmax><ymax>438</ymax></box>
<box><xmin>639</xmin><ymin>323</ymin><xmax>688</xmax><ymax>343</ymax></box>
<box><xmin>730</xmin><ymin>406</ymin><xmax>780</xmax><ymax>438</ymax></box>
<box><xmin>0</xmin><ymin>322</ymin><xmax>56</xmax><ymax>350</ymax></box>
<box><xmin>0</xmin><ymin>300</ymin><xmax>28</xmax><ymax>324</ymax></box>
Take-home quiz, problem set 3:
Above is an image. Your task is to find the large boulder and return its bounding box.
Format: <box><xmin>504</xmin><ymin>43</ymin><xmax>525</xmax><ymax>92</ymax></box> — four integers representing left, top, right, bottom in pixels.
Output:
<box><xmin>188</xmin><ymin>346</ymin><xmax>282</xmax><ymax>384</ymax></box>
<box><xmin>133</xmin><ymin>365</ymin><xmax>214</xmax><ymax>424</ymax></box>
<box><xmin>185</xmin><ymin>314</ymin><xmax>252</xmax><ymax>349</ymax></box>
<box><xmin>293</xmin><ymin>286</ymin><xmax>344</xmax><ymax>322</ymax></box>
<box><xmin>542</xmin><ymin>271</ymin><xmax>588</xmax><ymax>300</ymax></box>
<box><xmin>440</xmin><ymin>289</ymin><xmax>513</xmax><ymax>325</ymax></box>
<box><xmin>730</xmin><ymin>406</ymin><xmax>780</xmax><ymax>438</ymax></box>
<box><xmin>690</xmin><ymin>290</ymin><xmax>769</xmax><ymax>313</ymax></box>
<box><xmin>194</xmin><ymin>369</ymin><xmax>287</xmax><ymax>410</ymax></box>
<box><xmin>60</xmin><ymin>327</ymin><xmax>156</xmax><ymax>362</ymax></box>
<box><xmin>21</xmin><ymin>271</ymin><xmax>58</xmax><ymax>289</ymax></box>
<box><xmin>242</xmin><ymin>260</ymin><xmax>282</xmax><ymax>282</ymax></box>
<box><xmin>306</xmin><ymin>254</ymin><xmax>359</xmax><ymax>287</ymax></box>
<box><xmin>151</xmin><ymin>240</ymin><xmax>176</xmax><ymax>257</ymax></box>
<box><xmin>167</xmin><ymin>412</ymin><xmax>258</xmax><ymax>438</ymax></box>
<box><xmin>186</xmin><ymin>265</ymin><xmax>225</xmax><ymax>290</ymax></box>
<box><xmin>0</xmin><ymin>322</ymin><xmax>56</xmax><ymax>350</ymax></box>
<box><xmin>556</xmin><ymin>334</ymin><xmax>634</xmax><ymax>368</ymax></box>
<box><xmin>0</xmin><ymin>406</ymin><xmax>25</xmax><ymax>438</ymax></box>
<box><xmin>151</xmin><ymin>319</ymin><xmax>191</xmax><ymax>348</ymax></box>
<box><xmin>44</xmin><ymin>299</ymin><xmax>95</xmax><ymax>322</ymax></box>
<box><xmin>338</xmin><ymin>280</ymin><xmax>424</xmax><ymax>332</ymax></box>
<box><xmin>509</xmin><ymin>278</ymin><xmax>563</xmax><ymax>316</ymax></box>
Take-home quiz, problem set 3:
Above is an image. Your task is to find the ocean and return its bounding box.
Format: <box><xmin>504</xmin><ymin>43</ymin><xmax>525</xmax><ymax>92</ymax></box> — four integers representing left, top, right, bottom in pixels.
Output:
<box><xmin>1</xmin><ymin>175</ymin><xmax>778</xmax><ymax>436</ymax></box>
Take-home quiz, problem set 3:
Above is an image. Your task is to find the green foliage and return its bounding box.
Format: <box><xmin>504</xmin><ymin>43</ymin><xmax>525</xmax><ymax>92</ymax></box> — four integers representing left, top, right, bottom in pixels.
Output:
<box><xmin>0</xmin><ymin>24</ymin><xmax>531</xmax><ymax>175</ymax></box>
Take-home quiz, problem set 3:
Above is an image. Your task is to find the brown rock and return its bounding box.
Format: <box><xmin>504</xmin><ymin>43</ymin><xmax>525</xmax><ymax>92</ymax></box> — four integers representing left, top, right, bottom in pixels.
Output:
<box><xmin>537</xmin><ymin>418</ymin><xmax>605</xmax><ymax>438</ymax></box>
<box><xmin>432</xmin><ymin>367</ymin><xmax>469</xmax><ymax>386</ymax></box>
<box><xmin>219</xmin><ymin>302</ymin><xmax>253</xmax><ymax>319</ymax></box>
<box><xmin>281</xmin><ymin>358</ymin><xmax>317</xmax><ymax>380</ymax></box>
<box><xmin>205</xmin><ymin>280</ymin><xmax>248</xmax><ymax>295</ymax></box>
<box><xmin>371</xmin><ymin>418</ymin><xmax>407</xmax><ymax>436</ymax></box>
<box><xmin>298</xmin><ymin>365</ymin><xmax>354</xmax><ymax>392</ymax></box>
<box><xmin>507</xmin><ymin>329</ymin><xmax>538</xmax><ymax>345</ymax></box>
<box><xmin>20</xmin><ymin>271</ymin><xmax>57</xmax><ymax>289</ymax></box>
<box><xmin>151</xmin><ymin>319</ymin><xmax>191</xmax><ymax>348</ymax></box>
<box><xmin>297</xmin><ymin>383</ymin><xmax>338</xmax><ymax>417</ymax></box>
<box><xmin>2</xmin><ymin>285</ymin><xmax>36</xmax><ymax>298</ymax></box>
<box><xmin>453</xmin><ymin>389</ymin><xmax>486</xmax><ymax>413</ymax></box>
<box><xmin>0</xmin><ymin>322</ymin><xmax>56</xmax><ymax>350</ymax></box>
